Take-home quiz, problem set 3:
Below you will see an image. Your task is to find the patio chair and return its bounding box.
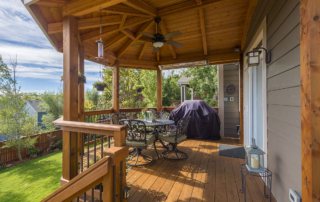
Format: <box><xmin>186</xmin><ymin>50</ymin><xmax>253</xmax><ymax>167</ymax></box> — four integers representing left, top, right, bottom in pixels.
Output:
<box><xmin>110</xmin><ymin>113</ymin><xmax>127</xmax><ymax>124</ymax></box>
<box><xmin>119</xmin><ymin>119</ymin><xmax>156</xmax><ymax>167</ymax></box>
<box><xmin>158</xmin><ymin>116</ymin><xmax>191</xmax><ymax>160</ymax></box>
<box><xmin>154</xmin><ymin>111</ymin><xmax>170</xmax><ymax>119</ymax></box>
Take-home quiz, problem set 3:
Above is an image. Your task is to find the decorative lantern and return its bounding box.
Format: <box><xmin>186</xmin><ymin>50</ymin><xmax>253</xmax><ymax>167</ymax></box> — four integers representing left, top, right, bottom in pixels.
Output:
<box><xmin>245</xmin><ymin>138</ymin><xmax>265</xmax><ymax>173</ymax></box>
<box><xmin>246</xmin><ymin>50</ymin><xmax>261</xmax><ymax>67</ymax></box>
<box><xmin>95</xmin><ymin>39</ymin><xmax>106</xmax><ymax>61</ymax></box>
<box><xmin>123</xmin><ymin>186</ymin><xmax>130</xmax><ymax>199</ymax></box>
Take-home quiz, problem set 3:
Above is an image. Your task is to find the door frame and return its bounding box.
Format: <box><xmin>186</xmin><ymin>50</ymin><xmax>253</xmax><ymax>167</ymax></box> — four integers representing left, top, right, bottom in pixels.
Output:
<box><xmin>243</xmin><ymin>17</ymin><xmax>268</xmax><ymax>164</ymax></box>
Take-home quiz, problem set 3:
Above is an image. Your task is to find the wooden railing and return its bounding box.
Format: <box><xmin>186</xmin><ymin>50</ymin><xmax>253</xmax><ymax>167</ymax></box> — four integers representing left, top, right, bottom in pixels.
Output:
<box><xmin>41</xmin><ymin>118</ymin><xmax>129</xmax><ymax>202</ymax></box>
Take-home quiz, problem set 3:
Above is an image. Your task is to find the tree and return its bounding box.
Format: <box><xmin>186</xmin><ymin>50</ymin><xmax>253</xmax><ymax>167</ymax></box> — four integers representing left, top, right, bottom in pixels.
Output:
<box><xmin>0</xmin><ymin>56</ymin><xmax>41</xmax><ymax>161</ymax></box>
<box><xmin>162</xmin><ymin>70</ymin><xmax>181</xmax><ymax>106</ymax></box>
<box><xmin>138</xmin><ymin>70</ymin><xmax>157</xmax><ymax>107</ymax></box>
<box><xmin>85</xmin><ymin>88</ymin><xmax>99</xmax><ymax>108</ymax></box>
<box><xmin>38</xmin><ymin>91</ymin><xmax>63</xmax><ymax>120</ymax></box>
<box><xmin>41</xmin><ymin>114</ymin><xmax>56</xmax><ymax>151</ymax></box>
<box><xmin>183</xmin><ymin>65</ymin><xmax>218</xmax><ymax>106</ymax></box>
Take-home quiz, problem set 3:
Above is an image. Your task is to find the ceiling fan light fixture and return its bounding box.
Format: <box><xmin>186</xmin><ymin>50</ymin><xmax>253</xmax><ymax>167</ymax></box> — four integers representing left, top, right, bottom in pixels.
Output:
<box><xmin>153</xmin><ymin>41</ymin><xmax>164</xmax><ymax>48</ymax></box>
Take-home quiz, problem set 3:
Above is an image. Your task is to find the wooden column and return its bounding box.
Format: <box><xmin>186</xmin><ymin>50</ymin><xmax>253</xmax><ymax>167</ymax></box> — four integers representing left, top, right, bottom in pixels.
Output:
<box><xmin>300</xmin><ymin>0</ymin><xmax>320</xmax><ymax>201</ymax></box>
<box><xmin>62</xmin><ymin>16</ymin><xmax>79</xmax><ymax>180</ymax></box>
<box><xmin>157</xmin><ymin>69</ymin><xmax>162</xmax><ymax>111</ymax></box>
<box><xmin>113</xmin><ymin>60</ymin><xmax>120</xmax><ymax>113</ymax></box>
<box><xmin>239</xmin><ymin>54</ymin><xmax>244</xmax><ymax>145</ymax></box>
<box><xmin>78</xmin><ymin>45</ymin><xmax>85</xmax><ymax>122</ymax></box>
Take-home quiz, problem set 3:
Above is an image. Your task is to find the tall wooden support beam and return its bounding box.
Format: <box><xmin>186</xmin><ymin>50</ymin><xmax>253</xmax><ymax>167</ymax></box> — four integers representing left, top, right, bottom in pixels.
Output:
<box><xmin>300</xmin><ymin>0</ymin><xmax>320</xmax><ymax>201</ymax></box>
<box><xmin>199</xmin><ymin>9</ymin><xmax>208</xmax><ymax>56</ymax></box>
<box><xmin>157</xmin><ymin>69</ymin><xmax>162</xmax><ymax>111</ymax></box>
<box><xmin>113</xmin><ymin>60</ymin><xmax>120</xmax><ymax>113</ymax></box>
<box><xmin>63</xmin><ymin>16</ymin><xmax>79</xmax><ymax>180</ymax></box>
<box><xmin>239</xmin><ymin>55</ymin><xmax>244</xmax><ymax>145</ymax></box>
<box><xmin>78</xmin><ymin>45</ymin><xmax>85</xmax><ymax>122</ymax></box>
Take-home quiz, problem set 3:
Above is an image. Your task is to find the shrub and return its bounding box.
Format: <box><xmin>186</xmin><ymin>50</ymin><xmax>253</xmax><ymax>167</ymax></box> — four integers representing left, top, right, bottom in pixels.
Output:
<box><xmin>28</xmin><ymin>146</ymin><xmax>41</xmax><ymax>155</ymax></box>
<box><xmin>55</xmin><ymin>139</ymin><xmax>63</xmax><ymax>150</ymax></box>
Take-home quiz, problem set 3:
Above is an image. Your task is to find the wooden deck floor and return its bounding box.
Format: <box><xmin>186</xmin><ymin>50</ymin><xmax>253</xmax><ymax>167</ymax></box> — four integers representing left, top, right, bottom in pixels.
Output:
<box><xmin>126</xmin><ymin>137</ymin><xmax>276</xmax><ymax>202</ymax></box>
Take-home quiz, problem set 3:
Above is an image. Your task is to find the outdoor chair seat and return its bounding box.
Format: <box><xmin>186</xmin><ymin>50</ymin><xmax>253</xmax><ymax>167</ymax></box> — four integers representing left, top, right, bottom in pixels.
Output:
<box><xmin>126</xmin><ymin>134</ymin><xmax>155</xmax><ymax>147</ymax></box>
<box><xmin>158</xmin><ymin>133</ymin><xmax>187</xmax><ymax>144</ymax></box>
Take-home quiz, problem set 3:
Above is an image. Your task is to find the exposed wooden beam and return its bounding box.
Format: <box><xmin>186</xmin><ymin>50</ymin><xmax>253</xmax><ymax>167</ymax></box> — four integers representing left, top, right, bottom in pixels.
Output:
<box><xmin>104</xmin><ymin>33</ymin><xmax>127</xmax><ymax>50</ymax></box>
<box><xmin>78</xmin><ymin>45</ymin><xmax>85</xmax><ymax>122</ymax></box>
<box><xmin>159</xmin><ymin>52</ymin><xmax>240</xmax><ymax>67</ymax></box>
<box><xmin>121</xmin><ymin>29</ymin><xmax>135</xmax><ymax>40</ymax></box>
<box><xmin>300</xmin><ymin>0</ymin><xmax>320</xmax><ymax>201</ymax></box>
<box><xmin>119</xmin><ymin>14</ymin><xmax>127</xmax><ymax>29</ymax></box>
<box><xmin>48</xmin><ymin>15</ymin><xmax>122</xmax><ymax>34</ymax></box>
<box><xmin>138</xmin><ymin>43</ymin><xmax>147</xmax><ymax>60</ymax></box>
<box><xmin>159</xmin><ymin>21</ymin><xmax>177</xmax><ymax>60</ymax></box>
<box><xmin>158</xmin><ymin>0</ymin><xmax>223</xmax><ymax>17</ymax></box>
<box><xmin>123</xmin><ymin>0</ymin><xmax>157</xmax><ymax>17</ymax></box>
<box><xmin>241</xmin><ymin>0</ymin><xmax>258</xmax><ymax>50</ymax></box>
<box><xmin>101</xmin><ymin>4</ymin><xmax>151</xmax><ymax>17</ymax></box>
<box><xmin>81</xmin><ymin>17</ymin><xmax>152</xmax><ymax>42</ymax></box>
<box><xmin>113</xmin><ymin>60</ymin><xmax>120</xmax><ymax>113</ymax></box>
<box><xmin>117</xmin><ymin>20</ymin><xmax>155</xmax><ymax>57</ymax></box>
<box><xmin>62</xmin><ymin>0</ymin><xmax>125</xmax><ymax>17</ymax></box>
<box><xmin>118</xmin><ymin>59</ymin><xmax>158</xmax><ymax>70</ymax></box>
<box><xmin>199</xmin><ymin>9</ymin><xmax>208</xmax><ymax>56</ymax></box>
<box><xmin>157</xmin><ymin>51</ymin><xmax>160</xmax><ymax>62</ymax></box>
<box><xmin>34</xmin><ymin>0</ymin><xmax>68</xmax><ymax>7</ymax></box>
<box><xmin>196</xmin><ymin>0</ymin><xmax>203</xmax><ymax>5</ymax></box>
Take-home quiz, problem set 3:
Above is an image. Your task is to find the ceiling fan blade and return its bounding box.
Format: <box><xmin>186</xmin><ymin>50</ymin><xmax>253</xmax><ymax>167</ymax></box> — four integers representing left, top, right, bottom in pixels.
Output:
<box><xmin>131</xmin><ymin>41</ymin><xmax>150</xmax><ymax>47</ymax></box>
<box><xmin>164</xmin><ymin>40</ymin><xmax>184</xmax><ymax>48</ymax></box>
<box><xmin>164</xmin><ymin>31</ymin><xmax>182</xmax><ymax>39</ymax></box>
<box><xmin>152</xmin><ymin>47</ymin><xmax>159</xmax><ymax>54</ymax></box>
<box><xmin>140</xmin><ymin>32</ymin><xmax>154</xmax><ymax>38</ymax></box>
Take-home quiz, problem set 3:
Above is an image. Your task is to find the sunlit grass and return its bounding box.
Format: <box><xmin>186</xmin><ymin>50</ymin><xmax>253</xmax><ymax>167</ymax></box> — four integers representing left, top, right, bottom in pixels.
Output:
<box><xmin>0</xmin><ymin>150</ymin><xmax>62</xmax><ymax>202</ymax></box>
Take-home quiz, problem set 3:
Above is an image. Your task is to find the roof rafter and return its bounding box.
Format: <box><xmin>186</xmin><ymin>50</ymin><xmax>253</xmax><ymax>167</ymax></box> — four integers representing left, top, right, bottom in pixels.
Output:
<box><xmin>241</xmin><ymin>0</ymin><xmax>259</xmax><ymax>50</ymax></box>
<box><xmin>117</xmin><ymin>20</ymin><xmax>155</xmax><ymax>57</ymax></box>
<box><xmin>119</xmin><ymin>14</ymin><xmax>127</xmax><ymax>29</ymax></box>
<box><xmin>101</xmin><ymin>4</ymin><xmax>151</xmax><ymax>17</ymax></box>
<box><xmin>123</xmin><ymin>0</ymin><xmax>157</xmax><ymax>17</ymax></box>
<box><xmin>158</xmin><ymin>0</ymin><xmax>223</xmax><ymax>17</ymax></box>
<box><xmin>159</xmin><ymin>20</ymin><xmax>177</xmax><ymax>60</ymax></box>
<box><xmin>80</xmin><ymin>17</ymin><xmax>152</xmax><ymax>42</ymax></box>
<box><xmin>199</xmin><ymin>9</ymin><xmax>208</xmax><ymax>55</ymax></box>
<box><xmin>48</xmin><ymin>15</ymin><xmax>122</xmax><ymax>34</ymax></box>
<box><xmin>138</xmin><ymin>43</ymin><xmax>147</xmax><ymax>60</ymax></box>
<box><xmin>104</xmin><ymin>33</ymin><xmax>127</xmax><ymax>50</ymax></box>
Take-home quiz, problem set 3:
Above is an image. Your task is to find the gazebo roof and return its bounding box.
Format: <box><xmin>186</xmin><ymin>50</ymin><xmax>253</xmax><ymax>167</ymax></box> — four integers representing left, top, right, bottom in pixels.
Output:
<box><xmin>22</xmin><ymin>0</ymin><xmax>255</xmax><ymax>70</ymax></box>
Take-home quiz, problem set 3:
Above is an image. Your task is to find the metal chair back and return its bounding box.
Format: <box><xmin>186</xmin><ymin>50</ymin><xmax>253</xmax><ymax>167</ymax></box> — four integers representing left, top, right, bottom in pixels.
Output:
<box><xmin>119</xmin><ymin>119</ymin><xmax>147</xmax><ymax>145</ymax></box>
<box><xmin>176</xmin><ymin>116</ymin><xmax>191</xmax><ymax>139</ymax></box>
<box><xmin>110</xmin><ymin>113</ymin><xmax>127</xmax><ymax>124</ymax></box>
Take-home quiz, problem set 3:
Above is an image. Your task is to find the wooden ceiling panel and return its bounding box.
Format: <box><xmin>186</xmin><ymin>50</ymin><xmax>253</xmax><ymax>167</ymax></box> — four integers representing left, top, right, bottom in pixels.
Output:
<box><xmin>143</xmin><ymin>0</ymin><xmax>186</xmax><ymax>9</ymax></box>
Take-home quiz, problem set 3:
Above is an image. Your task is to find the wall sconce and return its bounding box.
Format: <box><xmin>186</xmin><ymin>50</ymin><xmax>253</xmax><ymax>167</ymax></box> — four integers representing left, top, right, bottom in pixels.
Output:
<box><xmin>246</xmin><ymin>47</ymin><xmax>271</xmax><ymax>67</ymax></box>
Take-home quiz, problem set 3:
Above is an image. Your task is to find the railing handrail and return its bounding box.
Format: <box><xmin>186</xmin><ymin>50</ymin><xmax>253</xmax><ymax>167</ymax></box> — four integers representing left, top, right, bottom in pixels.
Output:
<box><xmin>53</xmin><ymin>117</ymin><xmax>127</xmax><ymax>136</ymax></box>
<box><xmin>83</xmin><ymin>109</ymin><xmax>115</xmax><ymax>116</ymax></box>
<box><xmin>41</xmin><ymin>156</ymin><xmax>110</xmax><ymax>202</ymax></box>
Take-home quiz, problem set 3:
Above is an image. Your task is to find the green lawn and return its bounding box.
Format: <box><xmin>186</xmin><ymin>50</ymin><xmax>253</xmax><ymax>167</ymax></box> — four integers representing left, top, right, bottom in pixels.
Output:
<box><xmin>0</xmin><ymin>150</ymin><xmax>62</xmax><ymax>202</ymax></box>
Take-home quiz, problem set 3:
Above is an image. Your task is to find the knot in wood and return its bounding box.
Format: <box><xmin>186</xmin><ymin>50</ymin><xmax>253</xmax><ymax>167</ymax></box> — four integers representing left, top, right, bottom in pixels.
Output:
<box><xmin>314</xmin><ymin>16</ymin><xmax>319</xmax><ymax>21</ymax></box>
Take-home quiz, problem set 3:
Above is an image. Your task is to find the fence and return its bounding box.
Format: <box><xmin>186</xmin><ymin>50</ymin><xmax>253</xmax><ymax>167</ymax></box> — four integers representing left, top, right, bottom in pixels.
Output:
<box><xmin>0</xmin><ymin>130</ymin><xmax>63</xmax><ymax>164</ymax></box>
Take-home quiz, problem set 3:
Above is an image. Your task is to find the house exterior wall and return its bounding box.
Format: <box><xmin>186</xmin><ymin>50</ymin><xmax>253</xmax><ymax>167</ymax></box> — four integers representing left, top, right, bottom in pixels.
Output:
<box><xmin>26</xmin><ymin>103</ymin><xmax>37</xmax><ymax>118</ymax></box>
<box><xmin>38</xmin><ymin>112</ymin><xmax>46</xmax><ymax>127</ymax></box>
<box><xmin>223</xmin><ymin>64</ymin><xmax>240</xmax><ymax>138</ymax></box>
<box><xmin>245</xmin><ymin>0</ymin><xmax>301</xmax><ymax>201</ymax></box>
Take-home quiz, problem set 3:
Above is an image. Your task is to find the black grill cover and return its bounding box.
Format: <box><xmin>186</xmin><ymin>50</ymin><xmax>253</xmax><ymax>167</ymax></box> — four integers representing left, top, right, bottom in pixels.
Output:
<box><xmin>169</xmin><ymin>100</ymin><xmax>221</xmax><ymax>140</ymax></box>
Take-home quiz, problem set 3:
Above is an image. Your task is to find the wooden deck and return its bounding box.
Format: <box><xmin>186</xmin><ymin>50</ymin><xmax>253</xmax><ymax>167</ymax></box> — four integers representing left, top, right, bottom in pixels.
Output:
<box><xmin>126</xmin><ymin>137</ymin><xmax>276</xmax><ymax>202</ymax></box>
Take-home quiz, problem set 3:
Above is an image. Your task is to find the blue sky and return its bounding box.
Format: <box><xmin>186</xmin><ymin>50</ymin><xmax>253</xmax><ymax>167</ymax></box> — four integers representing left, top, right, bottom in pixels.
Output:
<box><xmin>0</xmin><ymin>0</ymin><xmax>102</xmax><ymax>94</ymax></box>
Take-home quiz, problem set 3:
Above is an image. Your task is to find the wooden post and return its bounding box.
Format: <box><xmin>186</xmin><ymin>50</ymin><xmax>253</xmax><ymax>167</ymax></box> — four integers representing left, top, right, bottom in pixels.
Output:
<box><xmin>239</xmin><ymin>54</ymin><xmax>244</xmax><ymax>145</ymax></box>
<box><xmin>78</xmin><ymin>45</ymin><xmax>85</xmax><ymax>122</ymax></box>
<box><xmin>300</xmin><ymin>0</ymin><xmax>320</xmax><ymax>201</ymax></box>
<box><xmin>113</xmin><ymin>60</ymin><xmax>120</xmax><ymax>113</ymax></box>
<box><xmin>62</xmin><ymin>15</ymin><xmax>79</xmax><ymax>180</ymax></box>
<box><xmin>157</xmin><ymin>69</ymin><xmax>162</xmax><ymax>111</ymax></box>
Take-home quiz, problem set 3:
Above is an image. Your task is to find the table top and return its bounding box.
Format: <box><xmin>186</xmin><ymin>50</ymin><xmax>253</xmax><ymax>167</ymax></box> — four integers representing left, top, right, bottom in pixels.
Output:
<box><xmin>125</xmin><ymin>119</ymin><xmax>175</xmax><ymax>127</ymax></box>
<box><xmin>239</xmin><ymin>164</ymin><xmax>272</xmax><ymax>176</ymax></box>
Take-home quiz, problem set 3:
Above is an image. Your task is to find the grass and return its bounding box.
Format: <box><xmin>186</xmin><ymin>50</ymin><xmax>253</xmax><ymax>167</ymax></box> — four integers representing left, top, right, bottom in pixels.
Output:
<box><xmin>0</xmin><ymin>150</ymin><xmax>62</xmax><ymax>202</ymax></box>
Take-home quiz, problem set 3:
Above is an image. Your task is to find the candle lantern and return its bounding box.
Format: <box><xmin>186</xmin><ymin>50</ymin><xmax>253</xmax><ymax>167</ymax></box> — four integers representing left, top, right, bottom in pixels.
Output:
<box><xmin>245</xmin><ymin>138</ymin><xmax>265</xmax><ymax>173</ymax></box>
<box><xmin>95</xmin><ymin>39</ymin><xmax>106</xmax><ymax>61</ymax></box>
<box><xmin>123</xmin><ymin>186</ymin><xmax>130</xmax><ymax>199</ymax></box>
<box><xmin>246</xmin><ymin>50</ymin><xmax>261</xmax><ymax>67</ymax></box>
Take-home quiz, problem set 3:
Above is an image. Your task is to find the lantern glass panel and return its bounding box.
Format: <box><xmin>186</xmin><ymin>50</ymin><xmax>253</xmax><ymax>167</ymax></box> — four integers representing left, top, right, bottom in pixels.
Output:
<box><xmin>246</xmin><ymin>50</ymin><xmax>261</xmax><ymax>67</ymax></box>
<box><xmin>245</xmin><ymin>145</ymin><xmax>265</xmax><ymax>173</ymax></box>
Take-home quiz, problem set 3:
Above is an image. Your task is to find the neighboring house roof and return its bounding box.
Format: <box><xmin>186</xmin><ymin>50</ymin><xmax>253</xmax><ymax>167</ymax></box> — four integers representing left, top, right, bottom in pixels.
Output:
<box><xmin>0</xmin><ymin>135</ymin><xmax>7</xmax><ymax>142</ymax></box>
<box><xmin>177</xmin><ymin>75</ymin><xmax>193</xmax><ymax>85</ymax></box>
<box><xmin>26</xmin><ymin>100</ymin><xmax>44</xmax><ymax>113</ymax></box>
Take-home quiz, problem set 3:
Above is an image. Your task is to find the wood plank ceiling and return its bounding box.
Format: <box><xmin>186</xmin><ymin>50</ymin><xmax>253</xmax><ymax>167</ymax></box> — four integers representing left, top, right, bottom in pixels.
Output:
<box><xmin>26</xmin><ymin>0</ymin><xmax>252</xmax><ymax>70</ymax></box>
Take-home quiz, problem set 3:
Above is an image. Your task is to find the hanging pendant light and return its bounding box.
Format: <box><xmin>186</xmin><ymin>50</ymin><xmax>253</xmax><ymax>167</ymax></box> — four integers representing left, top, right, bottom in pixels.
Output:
<box><xmin>95</xmin><ymin>10</ymin><xmax>106</xmax><ymax>61</ymax></box>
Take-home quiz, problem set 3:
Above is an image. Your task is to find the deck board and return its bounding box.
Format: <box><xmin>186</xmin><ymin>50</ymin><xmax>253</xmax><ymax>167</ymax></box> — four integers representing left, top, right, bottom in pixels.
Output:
<box><xmin>126</xmin><ymin>138</ymin><xmax>277</xmax><ymax>202</ymax></box>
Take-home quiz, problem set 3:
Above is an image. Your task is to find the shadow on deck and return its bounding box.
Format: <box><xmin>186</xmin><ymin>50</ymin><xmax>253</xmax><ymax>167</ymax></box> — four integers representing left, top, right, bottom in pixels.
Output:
<box><xmin>126</xmin><ymin>137</ymin><xmax>277</xmax><ymax>202</ymax></box>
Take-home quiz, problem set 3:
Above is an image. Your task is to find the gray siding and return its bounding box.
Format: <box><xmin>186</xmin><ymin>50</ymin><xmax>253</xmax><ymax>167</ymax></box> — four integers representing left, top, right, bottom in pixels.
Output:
<box><xmin>245</xmin><ymin>0</ymin><xmax>301</xmax><ymax>201</ymax></box>
<box><xmin>223</xmin><ymin>64</ymin><xmax>239</xmax><ymax>137</ymax></box>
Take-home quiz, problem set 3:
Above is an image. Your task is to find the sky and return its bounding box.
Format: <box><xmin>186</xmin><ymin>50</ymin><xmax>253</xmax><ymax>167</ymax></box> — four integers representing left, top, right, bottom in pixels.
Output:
<box><xmin>0</xmin><ymin>0</ymin><xmax>103</xmax><ymax>94</ymax></box>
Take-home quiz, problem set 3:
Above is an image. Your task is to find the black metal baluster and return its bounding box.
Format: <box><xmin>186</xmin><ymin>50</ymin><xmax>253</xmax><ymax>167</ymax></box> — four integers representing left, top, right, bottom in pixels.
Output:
<box><xmin>113</xmin><ymin>165</ymin><xmax>116</xmax><ymax>202</ymax></box>
<box><xmin>81</xmin><ymin>133</ymin><xmax>83</xmax><ymax>172</ymax></box>
<box><xmin>108</xmin><ymin>136</ymin><xmax>111</xmax><ymax>148</ymax></box>
<box><xmin>92</xmin><ymin>188</ymin><xmax>94</xmax><ymax>201</ymax></box>
<box><xmin>87</xmin><ymin>134</ymin><xmax>89</xmax><ymax>168</ymax></box>
<box><xmin>75</xmin><ymin>132</ymin><xmax>77</xmax><ymax>177</ymax></box>
<box><xmin>84</xmin><ymin>192</ymin><xmax>86</xmax><ymax>202</ymax></box>
<box><xmin>101</xmin><ymin>135</ymin><xmax>103</xmax><ymax>159</ymax></box>
<box><xmin>77</xmin><ymin>197</ymin><xmax>79</xmax><ymax>202</ymax></box>
<box><xmin>120</xmin><ymin>161</ymin><xmax>123</xmax><ymax>202</ymax></box>
<box><xmin>94</xmin><ymin>134</ymin><xmax>96</xmax><ymax>163</ymax></box>
<box><xmin>100</xmin><ymin>183</ymin><xmax>102</xmax><ymax>201</ymax></box>
<box><xmin>69</xmin><ymin>132</ymin><xmax>71</xmax><ymax>180</ymax></box>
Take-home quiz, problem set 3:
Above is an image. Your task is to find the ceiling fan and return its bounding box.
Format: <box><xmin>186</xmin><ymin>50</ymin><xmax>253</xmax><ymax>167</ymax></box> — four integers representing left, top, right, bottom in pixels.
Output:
<box><xmin>131</xmin><ymin>17</ymin><xmax>184</xmax><ymax>53</ymax></box>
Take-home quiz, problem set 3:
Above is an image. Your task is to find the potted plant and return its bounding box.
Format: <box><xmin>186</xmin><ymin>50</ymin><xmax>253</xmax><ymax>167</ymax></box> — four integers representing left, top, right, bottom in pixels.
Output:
<box><xmin>93</xmin><ymin>80</ymin><xmax>107</xmax><ymax>91</ymax></box>
<box><xmin>28</xmin><ymin>146</ymin><xmax>41</xmax><ymax>158</ymax></box>
<box><xmin>61</xmin><ymin>72</ymin><xmax>86</xmax><ymax>84</ymax></box>
<box><xmin>134</xmin><ymin>85</ymin><xmax>143</xmax><ymax>93</ymax></box>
